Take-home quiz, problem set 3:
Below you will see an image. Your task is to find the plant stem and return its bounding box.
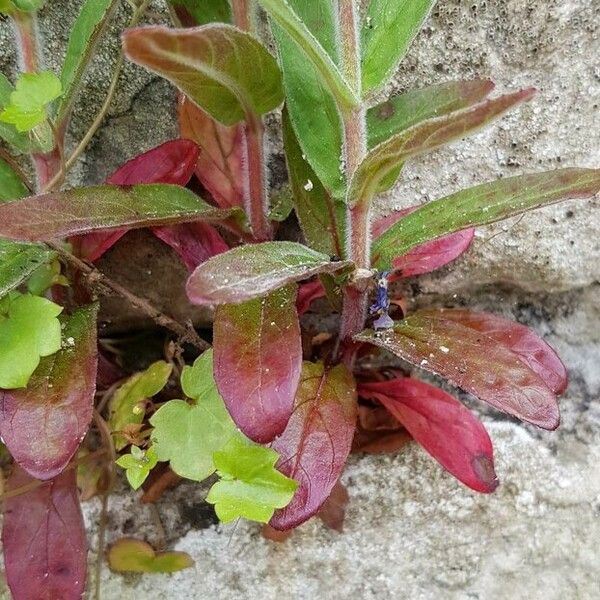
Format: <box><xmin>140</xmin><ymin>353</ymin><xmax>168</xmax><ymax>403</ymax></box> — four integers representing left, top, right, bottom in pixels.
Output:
<box><xmin>47</xmin><ymin>242</ymin><xmax>210</xmax><ymax>351</ymax></box>
<box><xmin>42</xmin><ymin>0</ymin><xmax>151</xmax><ymax>193</ymax></box>
<box><xmin>337</xmin><ymin>0</ymin><xmax>370</xmax><ymax>349</ymax></box>
<box><xmin>232</xmin><ymin>0</ymin><xmax>272</xmax><ymax>241</ymax></box>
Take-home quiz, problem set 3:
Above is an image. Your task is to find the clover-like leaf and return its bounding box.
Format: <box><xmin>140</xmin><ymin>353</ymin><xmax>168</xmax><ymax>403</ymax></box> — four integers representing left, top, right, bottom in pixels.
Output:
<box><xmin>150</xmin><ymin>350</ymin><xmax>242</xmax><ymax>482</ymax></box>
<box><xmin>108</xmin><ymin>538</ymin><xmax>194</xmax><ymax>573</ymax></box>
<box><xmin>206</xmin><ymin>436</ymin><xmax>298</xmax><ymax>524</ymax></box>
<box><xmin>0</xmin><ymin>304</ymin><xmax>98</xmax><ymax>479</ymax></box>
<box><xmin>2</xmin><ymin>467</ymin><xmax>87</xmax><ymax>600</ymax></box>
<box><xmin>214</xmin><ymin>285</ymin><xmax>302</xmax><ymax>443</ymax></box>
<box><xmin>0</xmin><ymin>183</ymin><xmax>242</xmax><ymax>242</ymax></box>
<box><xmin>372</xmin><ymin>168</ymin><xmax>600</xmax><ymax>269</ymax></box>
<box><xmin>0</xmin><ymin>71</ymin><xmax>62</xmax><ymax>132</ymax></box>
<box><xmin>123</xmin><ymin>25</ymin><xmax>283</xmax><ymax>126</ymax></box>
<box><xmin>109</xmin><ymin>361</ymin><xmax>172</xmax><ymax>450</ymax></box>
<box><xmin>186</xmin><ymin>241</ymin><xmax>353</xmax><ymax>305</ymax></box>
<box><xmin>355</xmin><ymin>312</ymin><xmax>560</xmax><ymax>430</ymax></box>
<box><xmin>270</xmin><ymin>361</ymin><xmax>358</xmax><ymax>531</ymax></box>
<box><xmin>116</xmin><ymin>445</ymin><xmax>159</xmax><ymax>490</ymax></box>
<box><xmin>0</xmin><ymin>292</ymin><xmax>62</xmax><ymax>389</ymax></box>
<box><xmin>359</xmin><ymin>378</ymin><xmax>498</xmax><ymax>493</ymax></box>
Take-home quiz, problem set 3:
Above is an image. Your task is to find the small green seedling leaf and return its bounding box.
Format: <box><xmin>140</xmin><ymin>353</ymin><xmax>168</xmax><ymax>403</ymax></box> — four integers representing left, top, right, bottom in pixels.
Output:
<box><xmin>206</xmin><ymin>436</ymin><xmax>298</xmax><ymax>524</ymax></box>
<box><xmin>0</xmin><ymin>157</ymin><xmax>28</xmax><ymax>201</ymax></box>
<box><xmin>150</xmin><ymin>350</ymin><xmax>243</xmax><ymax>481</ymax></box>
<box><xmin>108</xmin><ymin>538</ymin><xmax>194</xmax><ymax>573</ymax></box>
<box><xmin>0</xmin><ymin>71</ymin><xmax>62</xmax><ymax>132</ymax></box>
<box><xmin>0</xmin><ymin>292</ymin><xmax>62</xmax><ymax>388</ymax></box>
<box><xmin>0</xmin><ymin>240</ymin><xmax>54</xmax><ymax>299</ymax></box>
<box><xmin>110</xmin><ymin>361</ymin><xmax>172</xmax><ymax>450</ymax></box>
<box><xmin>116</xmin><ymin>446</ymin><xmax>159</xmax><ymax>490</ymax></box>
<box><xmin>26</xmin><ymin>259</ymin><xmax>68</xmax><ymax>296</ymax></box>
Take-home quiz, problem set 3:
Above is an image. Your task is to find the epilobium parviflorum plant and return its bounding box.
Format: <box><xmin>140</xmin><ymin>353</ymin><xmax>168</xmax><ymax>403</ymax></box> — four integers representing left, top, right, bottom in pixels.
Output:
<box><xmin>0</xmin><ymin>0</ymin><xmax>598</xmax><ymax>596</ymax></box>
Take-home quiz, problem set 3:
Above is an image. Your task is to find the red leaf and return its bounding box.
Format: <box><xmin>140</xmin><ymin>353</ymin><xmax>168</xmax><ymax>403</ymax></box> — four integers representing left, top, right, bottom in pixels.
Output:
<box><xmin>270</xmin><ymin>362</ymin><xmax>357</xmax><ymax>530</ymax></box>
<box><xmin>355</xmin><ymin>313</ymin><xmax>560</xmax><ymax>430</ymax></box>
<box><xmin>296</xmin><ymin>279</ymin><xmax>326</xmax><ymax>315</ymax></box>
<box><xmin>213</xmin><ymin>285</ymin><xmax>302</xmax><ymax>442</ymax></box>
<box><xmin>316</xmin><ymin>480</ymin><xmax>349</xmax><ymax>532</ymax></box>
<box><xmin>152</xmin><ymin>222</ymin><xmax>229</xmax><ymax>271</ymax></box>
<box><xmin>0</xmin><ymin>305</ymin><xmax>98</xmax><ymax>479</ymax></box>
<box><xmin>2</xmin><ymin>466</ymin><xmax>87</xmax><ymax>600</ymax></box>
<box><xmin>359</xmin><ymin>378</ymin><xmax>498</xmax><ymax>493</ymax></box>
<box><xmin>418</xmin><ymin>308</ymin><xmax>568</xmax><ymax>395</ymax></box>
<box><xmin>372</xmin><ymin>206</ymin><xmax>474</xmax><ymax>277</ymax></box>
<box><xmin>76</xmin><ymin>139</ymin><xmax>199</xmax><ymax>261</ymax></box>
<box><xmin>178</xmin><ymin>95</ymin><xmax>245</xmax><ymax>209</ymax></box>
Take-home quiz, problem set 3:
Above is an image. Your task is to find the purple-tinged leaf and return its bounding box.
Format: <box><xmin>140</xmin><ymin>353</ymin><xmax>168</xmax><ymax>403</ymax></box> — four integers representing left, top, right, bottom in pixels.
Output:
<box><xmin>152</xmin><ymin>223</ymin><xmax>229</xmax><ymax>271</ymax></box>
<box><xmin>76</xmin><ymin>139</ymin><xmax>200</xmax><ymax>261</ymax></box>
<box><xmin>270</xmin><ymin>361</ymin><xmax>357</xmax><ymax>530</ymax></box>
<box><xmin>419</xmin><ymin>308</ymin><xmax>568</xmax><ymax>395</ymax></box>
<box><xmin>123</xmin><ymin>25</ymin><xmax>284</xmax><ymax>126</ymax></box>
<box><xmin>296</xmin><ymin>279</ymin><xmax>326</xmax><ymax>315</ymax></box>
<box><xmin>355</xmin><ymin>312</ymin><xmax>560</xmax><ymax>430</ymax></box>
<box><xmin>349</xmin><ymin>89</ymin><xmax>536</xmax><ymax>208</ymax></box>
<box><xmin>2</xmin><ymin>467</ymin><xmax>87</xmax><ymax>600</ymax></box>
<box><xmin>214</xmin><ymin>285</ymin><xmax>302</xmax><ymax>443</ymax></box>
<box><xmin>0</xmin><ymin>183</ymin><xmax>241</xmax><ymax>242</ymax></box>
<box><xmin>373</xmin><ymin>167</ymin><xmax>600</xmax><ymax>269</ymax></box>
<box><xmin>372</xmin><ymin>206</ymin><xmax>474</xmax><ymax>276</ymax></box>
<box><xmin>359</xmin><ymin>378</ymin><xmax>498</xmax><ymax>493</ymax></box>
<box><xmin>367</xmin><ymin>79</ymin><xmax>496</xmax><ymax>148</ymax></box>
<box><xmin>0</xmin><ymin>304</ymin><xmax>98</xmax><ymax>479</ymax></box>
<box><xmin>178</xmin><ymin>95</ymin><xmax>245</xmax><ymax>209</ymax></box>
<box><xmin>186</xmin><ymin>241</ymin><xmax>353</xmax><ymax>305</ymax></box>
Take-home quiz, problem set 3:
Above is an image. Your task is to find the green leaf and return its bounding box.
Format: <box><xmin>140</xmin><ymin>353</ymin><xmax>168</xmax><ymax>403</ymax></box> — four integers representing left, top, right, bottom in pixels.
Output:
<box><xmin>0</xmin><ymin>183</ymin><xmax>244</xmax><ymax>242</ymax></box>
<box><xmin>186</xmin><ymin>241</ymin><xmax>354</xmax><ymax>305</ymax></box>
<box><xmin>349</xmin><ymin>89</ymin><xmax>535</xmax><ymax>207</ymax></box>
<box><xmin>372</xmin><ymin>168</ymin><xmax>600</xmax><ymax>269</ymax></box>
<box><xmin>0</xmin><ymin>71</ymin><xmax>62</xmax><ymax>132</ymax></box>
<box><xmin>12</xmin><ymin>0</ymin><xmax>46</xmax><ymax>10</ymax></box>
<box><xmin>26</xmin><ymin>259</ymin><xmax>68</xmax><ymax>296</ymax></box>
<box><xmin>282</xmin><ymin>107</ymin><xmax>345</xmax><ymax>256</ymax></box>
<box><xmin>149</xmin><ymin>350</ymin><xmax>243</xmax><ymax>482</ymax></box>
<box><xmin>361</xmin><ymin>0</ymin><xmax>436</xmax><ymax>94</ymax></box>
<box><xmin>0</xmin><ymin>292</ymin><xmax>62</xmax><ymax>389</ymax></box>
<box><xmin>367</xmin><ymin>79</ymin><xmax>496</xmax><ymax>149</ymax></box>
<box><xmin>271</xmin><ymin>2</ymin><xmax>345</xmax><ymax>198</ymax></box>
<box><xmin>56</xmin><ymin>0</ymin><xmax>117</xmax><ymax>123</ymax></box>
<box><xmin>108</xmin><ymin>538</ymin><xmax>194</xmax><ymax>573</ymax></box>
<box><xmin>116</xmin><ymin>446</ymin><xmax>158</xmax><ymax>490</ymax></box>
<box><xmin>168</xmin><ymin>0</ymin><xmax>231</xmax><ymax>26</ymax></box>
<box><xmin>0</xmin><ymin>158</ymin><xmax>28</xmax><ymax>201</ymax></box>
<box><xmin>206</xmin><ymin>436</ymin><xmax>297</xmax><ymax>524</ymax></box>
<box><xmin>268</xmin><ymin>186</ymin><xmax>294</xmax><ymax>222</ymax></box>
<box><xmin>109</xmin><ymin>361</ymin><xmax>172</xmax><ymax>451</ymax></box>
<box><xmin>257</xmin><ymin>0</ymin><xmax>358</xmax><ymax>112</ymax></box>
<box><xmin>0</xmin><ymin>240</ymin><xmax>54</xmax><ymax>299</ymax></box>
<box><xmin>123</xmin><ymin>25</ymin><xmax>283</xmax><ymax>126</ymax></box>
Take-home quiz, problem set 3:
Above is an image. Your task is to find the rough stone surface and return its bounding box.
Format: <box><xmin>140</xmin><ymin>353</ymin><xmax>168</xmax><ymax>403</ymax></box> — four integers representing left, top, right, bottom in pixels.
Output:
<box><xmin>0</xmin><ymin>0</ymin><xmax>599</xmax><ymax>599</ymax></box>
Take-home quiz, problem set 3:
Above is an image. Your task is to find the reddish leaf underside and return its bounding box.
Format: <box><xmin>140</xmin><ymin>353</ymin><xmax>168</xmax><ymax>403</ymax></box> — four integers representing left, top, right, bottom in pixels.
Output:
<box><xmin>178</xmin><ymin>95</ymin><xmax>245</xmax><ymax>209</ymax></box>
<box><xmin>270</xmin><ymin>362</ymin><xmax>357</xmax><ymax>531</ymax></box>
<box><xmin>0</xmin><ymin>304</ymin><xmax>98</xmax><ymax>479</ymax></box>
<box><xmin>419</xmin><ymin>308</ymin><xmax>568</xmax><ymax>394</ymax></box>
<box><xmin>296</xmin><ymin>279</ymin><xmax>326</xmax><ymax>315</ymax></box>
<box><xmin>2</xmin><ymin>467</ymin><xmax>87</xmax><ymax>600</ymax></box>
<box><xmin>76</xmin><ymin>139</ymin><xmax>200</xmax><ymax>261</ymax></box>
<box><xmin>316</xmin><ymin>480</ymin><xmax>349</xmax><ymax>532</ymax></box>
<box><xmin>359</xmin><ymin>378</ymin><xmax>498</xmax><ymax>493</ymax></box>
<box><xmin>355</xmin><ymin>312</ymin><xmax>560</xmax><ymax>430</ymax></box>
<box><xmin>213</xmin><ymin>285</ymin><xmax>302</xmax><ymax>443</ymax></box>
<box><xmin>372</xmin><ymin>206</ymin><xmax>474</xmax><ymax>277</ymax></box>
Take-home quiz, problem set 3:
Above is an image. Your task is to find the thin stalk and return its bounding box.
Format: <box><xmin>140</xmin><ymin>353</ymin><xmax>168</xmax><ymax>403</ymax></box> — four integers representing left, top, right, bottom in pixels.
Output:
<box><xmin>43</xmin><ymin>0</ymin><xmax>151</xmax><ymax>193</ymax></box>
<box><xmin>232</xmin><ymin>0</ymin><xmax>272</xmax><ymax>241</ymax></box>
<box><xmin>337</xmin><ymin>0</ymin><xmax>370</xmax><ymax>349</ymax></box>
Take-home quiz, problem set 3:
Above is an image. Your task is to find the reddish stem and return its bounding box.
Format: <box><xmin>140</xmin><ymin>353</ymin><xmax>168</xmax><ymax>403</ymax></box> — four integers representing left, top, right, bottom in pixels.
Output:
<box><xmin>232</xmin><ymin>0</ymin><xmax>251</xmax><ymax>31</ymax></box>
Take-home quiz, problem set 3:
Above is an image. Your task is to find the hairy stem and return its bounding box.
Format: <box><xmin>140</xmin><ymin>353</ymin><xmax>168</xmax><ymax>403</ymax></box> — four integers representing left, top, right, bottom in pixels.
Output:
<box><xmin>42</xmin><ymin>0</ymin><xmax>151</xmax><ymax>193</ymax></box>
<box><xmin>338</xmin><ymin>0</ymin><xmax>369</xmax><ymax>348</ymax></box>
<box><xmin>48</xmin><ymin>242</ymin><xmax>210</xmax><ymax>351</ymax></box>
<box><xmin>232</xmin><ymin>0</ymin><xmax>272</xmax><ymax>241</ymax></box>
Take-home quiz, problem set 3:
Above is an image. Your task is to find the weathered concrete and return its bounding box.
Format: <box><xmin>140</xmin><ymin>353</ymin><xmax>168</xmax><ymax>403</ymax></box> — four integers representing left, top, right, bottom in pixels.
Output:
<box><xmin>0</xmin><ymin>0</ymin><xmax>599</xmax><ymax>598</ymax></box>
